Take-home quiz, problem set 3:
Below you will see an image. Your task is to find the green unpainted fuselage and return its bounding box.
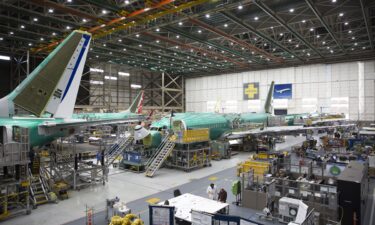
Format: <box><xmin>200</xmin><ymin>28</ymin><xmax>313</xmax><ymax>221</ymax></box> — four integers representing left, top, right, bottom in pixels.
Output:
<box><xmin>0</xmin><ymin>117</ymin><xmax>67</xmax><ymax>147</ymax></box>
<box><xmin>0</xmin><ymin>112</ymin><xmax>141</xmax><ymax>148</ymax></box>
<box><xmin>72</xmin><ymin>112</ymin><xmax>139</xmax><ymax>120</ymax></box>
<box><xmin>146</xmin><ymin>112</ymin><xmax>271</xmax><ymax>148</ymax></box>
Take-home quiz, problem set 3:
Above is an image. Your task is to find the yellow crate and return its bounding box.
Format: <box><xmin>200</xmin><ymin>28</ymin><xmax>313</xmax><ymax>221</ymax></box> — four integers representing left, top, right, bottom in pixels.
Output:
<box><xmin>237</xmin><ymin>160</ymin><xmax>270</xmax><ymax>178</ymax></box>
<box><xmin>181</xmin><ymin>129</ymin><xmax>209</xmax><ymax>143</ymax></box>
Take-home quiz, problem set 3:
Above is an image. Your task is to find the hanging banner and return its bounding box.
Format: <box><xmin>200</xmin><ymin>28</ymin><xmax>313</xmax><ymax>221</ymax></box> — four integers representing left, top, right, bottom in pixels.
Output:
<box><xmin>274</xmin><ymin>83</ymin><xmax>292</xmax><ymax>99</ymax></box>
<box><xmin>243</xmin><ymin>83</ymin><xmax>259</xmax><ymax>100</ymax></box>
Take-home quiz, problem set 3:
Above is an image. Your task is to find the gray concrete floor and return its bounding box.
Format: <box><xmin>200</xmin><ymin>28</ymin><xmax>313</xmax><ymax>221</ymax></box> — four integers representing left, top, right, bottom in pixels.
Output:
<box><xmin>8</xmin><ymin>135</ymin><xmax>374</xmax><ymax>225</ymax></box>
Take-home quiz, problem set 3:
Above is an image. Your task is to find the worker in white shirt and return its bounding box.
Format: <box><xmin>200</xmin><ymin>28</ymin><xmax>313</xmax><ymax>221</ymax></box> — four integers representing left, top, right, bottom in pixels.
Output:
<box><xmin>206</xmin><ymin>183</ymin><xmax>217</xmax><ymax>200</ymax></box>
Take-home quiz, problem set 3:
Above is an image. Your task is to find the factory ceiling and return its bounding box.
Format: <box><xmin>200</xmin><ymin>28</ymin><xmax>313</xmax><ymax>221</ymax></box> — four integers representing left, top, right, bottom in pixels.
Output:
<box><xmin>0</xmin><ymin>0</ymin><xmax>374</xmax><ymax>77</ymax></box>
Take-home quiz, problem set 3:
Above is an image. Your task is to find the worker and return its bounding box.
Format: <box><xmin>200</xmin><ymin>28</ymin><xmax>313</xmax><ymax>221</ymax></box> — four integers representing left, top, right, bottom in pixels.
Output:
<box><xmin>164</xmin><ymin>200</ymin><xmax>169</xmax><ymax>205</ymax></box>
<box><xmin>29</xmin><ymin>147</ymin><xmax>35</xmax><ymax>169</ymax></box>
<box><xmin>206</xmin><ymin>183</ymin><xmax>217</xmax><ymax>200</ymax></box>
<box><xmin>96</xmin><ymin>151</ymin><xmax>102</xmax><ymax>165</ymax></box>
<box><xmin>217</xmin><ymin>188</ymin><xmax>227</xmax><ymax>203</ymax></box>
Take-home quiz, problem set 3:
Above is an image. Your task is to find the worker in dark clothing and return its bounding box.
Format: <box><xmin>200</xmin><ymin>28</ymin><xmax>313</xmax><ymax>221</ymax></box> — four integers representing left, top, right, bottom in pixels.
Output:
<box><xmin>29</xmin><ymin>147</ymin><xmax>35</xmax><ymax>170</ymax></box>
<box><xmin>217</xmin><ymin>188</ymin><xmax>227</xmax><ymax>203</ymax></box>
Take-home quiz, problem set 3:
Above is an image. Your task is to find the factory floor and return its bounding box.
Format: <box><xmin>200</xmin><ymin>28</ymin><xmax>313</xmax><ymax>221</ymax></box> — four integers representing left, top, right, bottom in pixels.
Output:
<box><xmin>8</xmin><ymin>135</ymin><xmax>374</xmax><ymax>225</ymax></box>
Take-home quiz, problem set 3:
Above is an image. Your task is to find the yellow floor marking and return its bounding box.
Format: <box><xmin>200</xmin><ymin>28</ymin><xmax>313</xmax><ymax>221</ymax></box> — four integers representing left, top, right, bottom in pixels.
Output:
<box><xmin>146</xmin><ymin>197</ymin><xmax>160</xmax><ymax>204</ymax></box>
<box><xmin>208</xmin><ymin>176</ymin><xmax>218</xmax><ymax>181</ymax></box>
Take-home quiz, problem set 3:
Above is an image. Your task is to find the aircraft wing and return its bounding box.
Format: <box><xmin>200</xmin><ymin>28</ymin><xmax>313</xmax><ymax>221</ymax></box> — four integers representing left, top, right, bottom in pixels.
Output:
<box><xmin>38</xmin><ymin>116</ymin><xmax>145</xmax><ymax>135</ymax></box>
<box><xmin>224</xmin><ymin>124</ymin><xmax>356</xmax><ymax>139</ymax></box>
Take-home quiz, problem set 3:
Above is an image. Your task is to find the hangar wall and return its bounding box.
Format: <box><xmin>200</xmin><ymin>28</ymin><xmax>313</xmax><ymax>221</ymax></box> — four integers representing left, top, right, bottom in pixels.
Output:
<box><xmin>88</xmin><ymin>63</ymin><xmax>149</xmax><ymax>111</ymax></box>
<box><xmin>186</xmin><ymin>60</ymin><xmax>375</xmax><ymax>121</ymax></box>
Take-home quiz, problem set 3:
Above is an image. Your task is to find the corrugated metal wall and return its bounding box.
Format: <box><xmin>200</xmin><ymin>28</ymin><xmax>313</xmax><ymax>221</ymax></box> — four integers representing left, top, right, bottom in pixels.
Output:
<box><xmin>186</xmin><ymin>60</ymin><xmax>375</xmax><ymax>121</ymax></box>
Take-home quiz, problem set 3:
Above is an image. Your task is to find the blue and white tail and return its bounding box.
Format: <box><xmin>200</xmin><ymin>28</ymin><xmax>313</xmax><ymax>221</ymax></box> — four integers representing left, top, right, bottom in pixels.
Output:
<box><xmin>0</xmin><ymin>30</ymin><xmax>91</xmax><ymax>118</ymax></box>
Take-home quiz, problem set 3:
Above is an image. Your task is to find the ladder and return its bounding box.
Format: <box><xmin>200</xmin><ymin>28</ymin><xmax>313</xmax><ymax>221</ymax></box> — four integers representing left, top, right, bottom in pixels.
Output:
<box><xmin>29</xmin><ymin>169</ymin><xmax>49</xmax><ymax>206</ymax></box>
<box><xmin>105</xmin><ymin>136</ymin><xmax>134</xmax><ymax>166</ymax></box>
<box><xmin>145</xmin><ymin>136</ymin><xmax>175</xmax><ymax>177</ymax></box>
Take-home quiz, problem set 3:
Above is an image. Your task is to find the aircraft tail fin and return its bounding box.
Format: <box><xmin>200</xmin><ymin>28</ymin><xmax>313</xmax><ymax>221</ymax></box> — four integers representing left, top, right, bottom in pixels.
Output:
<box><xmin>0</xmin><ymin>30</ymin><xmax>91</xmax><ymax>118</ymax></box>
<box><xmin>123</xmin><ymin>90</ymin><xmax>144</xmax><ymax>114</ymax></box>
<box><xmin>264</xmin><ymin>81</ymin><xmax>274</xmax><ymax>114</ymax></box>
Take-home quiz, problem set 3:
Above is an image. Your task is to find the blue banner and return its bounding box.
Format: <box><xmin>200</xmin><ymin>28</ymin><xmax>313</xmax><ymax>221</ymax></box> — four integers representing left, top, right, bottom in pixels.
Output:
<box><xmin>274</xmin><ymin>83</ymin><xmax>292</xmax><ymax>99</ymax></box>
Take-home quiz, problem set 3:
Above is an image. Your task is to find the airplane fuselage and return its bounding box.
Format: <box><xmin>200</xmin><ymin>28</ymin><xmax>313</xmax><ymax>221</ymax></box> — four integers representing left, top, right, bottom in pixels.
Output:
<box><xmin>0</xmin><ymin>117</ymin><xmax>68</xmax><ymax>147</ymax></box>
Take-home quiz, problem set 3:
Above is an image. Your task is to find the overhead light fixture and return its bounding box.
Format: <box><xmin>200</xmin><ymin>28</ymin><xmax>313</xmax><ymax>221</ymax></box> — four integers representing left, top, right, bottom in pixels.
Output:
<box><xmin>156</xmin><ymin>40</ymin><xmax>160</xmax><ymax>43</ymax></box>
<box><xmin>131</xmin><ymin>84</ymin><xmax>142</xmax><ymax>89</ymax></box>
<box><xmin>102</xmin><ymin>10</ymin><xmax>108</xmax><ymax>14</ymax></box>
<box><xmin>9</xmin><ymin>32</ymin><xmax>14</xmax><ymax>35</ymax></box>
<box><xmin>156</xmin><ymin>28</ymin><xmax>160</xmax><ymax>32</ymax></box>
<box><xmin>67</xmin><ymin>0</ymin><xmax>72</xmax><ymax>2</ymax></box>
<box><xmin>205</xmin><ymin>14</ymin><xmax>210</xmax><ymax>18</ymax></box>
<box><xmin>279</xmin><ymin>33</ymin><xmax>283</xmax><ymax>36</ymax></box>
<box><xmin>52</xmin><ymin>32</ymin><xmax>57</xmax><ymax>36</ymax></box>
<box><xmin>198</xmin><ymin>29</ymin><xmax>202</xmax><ymax>33</ymax></box>
<box><xmin>176</xmin><ymin>35</ymin><xmax>180</xmax><ymax>38</ymax></box>
<box><xmin>48</xmin><ymin>8</ymin><xmax>54</xmax><ymax>13</ymax></box>
<box><xmin>138</xmin><ymin>44</ymin><xmax>142</xmax><ymax>47</ymax></box>
<box><xmin>238</xmin><ymin>5</ymin><xmax>243</xmax><ymax>10</ymax></box>
<box><xmin>289</xmin><ymin>8</ymin><xmax>294</xmax><ymax>13</ymax></box>
<box><xmin>0</xmin><ymin>55</ymin><xmax>11</xmax><ymax>61</ymax></box>
<box><xmin>178</xmin><ymin>22</ymin><xmax>183</xmax><ymax>26</ymax></box>
<box><xmin>123</xmin><ymin>48</ymin><xmax>126</xmax><ymax>51</ymax></box>
<box><xmin>0</xmin><ymin>37</ymin><xmax>3</xmax><ymax>41</ymax></box>
<box><xmin>295</xmin><ymin>44</ymin><xmax>299</xmax><ymax>48</ymax></box>
<box><xmin>144</xmin><ymin>7</ymin><xmax>150</xmax><ymax>11</ymax></box>
<box><xmin>125</xmin><ymin>0</ymin><xmax>130</xmax><ymax>4</ymax></box>
<box><xmin>90</xmin><ymin>68</ymin><xmax>104</xmax><ymax>73</ymax></box>
<box><xmin>28</xmin><ymin>43</ymin><xmax>32</xmax><ymax>46</ymax></box>
<box><xmin>90</xmin><ymin>80</ymin><xmax>104</xmax><ymax>85</ymax></box>
<box><xmin>344</xmin><ymin>22</ymin><xmax>348</xmax><ymax>25</ymax></box>
<box><xmin>330</xmin><ymin>50</ymin><xmax>334</xmax><ymax>53</ymax></box>
<box><xmin>66</xmin><ymin>26</ymin><xmax>71</xmax><ymax>30</ymax></box>
<box><xmin>103</xmin><ymin>43</ymin><xmax>106</xmax><ymax>47</ymax></box>
<box><xmin>332</xmin><ymin>0</ymin><xmax>337</xmax><ymax>2</ymax></box>
<box><xmin>20</xmin><ymin>25</ymin><xmax>25</xmax><ymax>29</ymax></box>
<box><xmin>348</xmin><ymin>30</ymin><xmax>352</xmax><ymax>33</ymax></box>
<box><xmin>310</xmin><ymin>28</ymin><xmax>314</xmax><ymax>31</ymax></box>
<box><xmin>109</xmin><ymin>52</ymin><xmax>112</xmax><ymax>55</ymax></box>
<box><xmin>33</xmin><ymin>17</ymin><xmax>38</xmax><ymax>22</ymax></box>
<box><xmin>224</xmin><ymin>23</ymin><xmax>228</xmax><ymax>27</ymax></box>
<box><xmin>322</xmin><ymin>41</ymin><xmax>326</xmax><ymax>44</ymax></box>
<box><xmin>82</xmin><ymin>18</ymin><xmax>87</xmax><ymax>23</ymax></box>
<box><xmin>40</xmin><ymin>37</ymin><xmax>44</xmax><ymax>41</ymax></box>
<box><xmin>136</xmin><ymin>34</ymin><xmax>140</xmax><ymax>37</ymax></box>
<box><xmin>316</xmin><ymin>35</ymin><xmax>320</xmax><ymax>38</ymax></box>
<box><xmin>105</xmin><ymin>76</ymin><xmax>117</xmax><ymax>80</ymax></box>
<box><xmin>362</xmin><ymin>46</ymin><xmax>366</xmax><ymax>50</ymax></box>
<box><xmin>302</xmin><ymin>20</ymin><xmax>306</xmax><ymax>23</ymax></box>
<box><xmin>339</xmin><ymin>12</ymin><xmax>344</xmax><ymax>17</ymax></box>
<box><xmin>352</xmin><ymin>37</ymin><xmax>355</xmax><ymax>40</ymax></box>
<box><xmin>288</xmin><ymin>39</ymin><xmax>292</xmax><ymax>42</ymax></box>
<box><xmin>254</xmin><ymin>16</ymin><xmax>259</xmax><ymax>21</ymax></box>
<box><xmin>118</xmin><ymin>39</ymin><xmax>122</xmax><ymax>42</ymax></box>
<box><xmin>354</xmin><ymin>42</ymin><xmax>358</xmax><ymax>46</ymax></box>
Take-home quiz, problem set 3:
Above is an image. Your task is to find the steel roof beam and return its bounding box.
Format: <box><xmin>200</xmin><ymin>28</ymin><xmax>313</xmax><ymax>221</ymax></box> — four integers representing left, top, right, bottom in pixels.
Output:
<box><xmin>163</xmin><ymin>26</ymin><xmax>263</xmax><ymax>65</ymax></box>
<box><xmin>80</xmin><ymin>0</ymin><xmax>122</xmax><ymax>12</ymax></box>
<box><xmin>359</xmin><ymin>0</ymin><xmax>374</xmax><ymax>49</ymax></box>
<box><xmin>188</xmin><ymin>17</ymin><xmax>284</xmax><ymax>63</ymax></box>
<box><xmin>221</xmin><ymin>11</ymin><xmax>304</xmax><ymax>61</ymax></box>
<box><xmin>29</xmin><ymin>0</ymin><xmax>101</xmax><ymax>21</ymax></box>
<box><xmin>304</xmin><ymin>0</ymin><xmax>346</xmax><ymax>53</ymax></box>
<box><xmin>253</xmin><ymin>0</ymin><xmax>323</xmax><ymax>58</ymax></box>
<box><xmin>143</xmin><ymin>31</ymin><xmax>249</xmax><ymax>68</ymax></box>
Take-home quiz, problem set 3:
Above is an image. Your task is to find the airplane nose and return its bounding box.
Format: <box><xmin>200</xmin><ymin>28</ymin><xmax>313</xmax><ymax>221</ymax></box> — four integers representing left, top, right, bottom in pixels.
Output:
<box><xmin>134</xmin><ymin>125</ymin><xmax>150</xmax><ymax>140</ymax></box>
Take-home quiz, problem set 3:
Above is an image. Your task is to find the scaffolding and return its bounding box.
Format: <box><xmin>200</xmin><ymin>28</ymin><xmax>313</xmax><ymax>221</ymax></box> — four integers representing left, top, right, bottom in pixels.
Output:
<box><xmin>166</xmin><ymin>129</ymin><xmax>211</xmax><ymax>172</ymax></box>
<box><xmin>40</xmin><ymin>137</ymin><xmax>106</xmax><ymax>191</ymax></box>
<box><xmin>0</xmin><ymin>127</ymin><xmax>30</xmax><ymax>221</ymax></box>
